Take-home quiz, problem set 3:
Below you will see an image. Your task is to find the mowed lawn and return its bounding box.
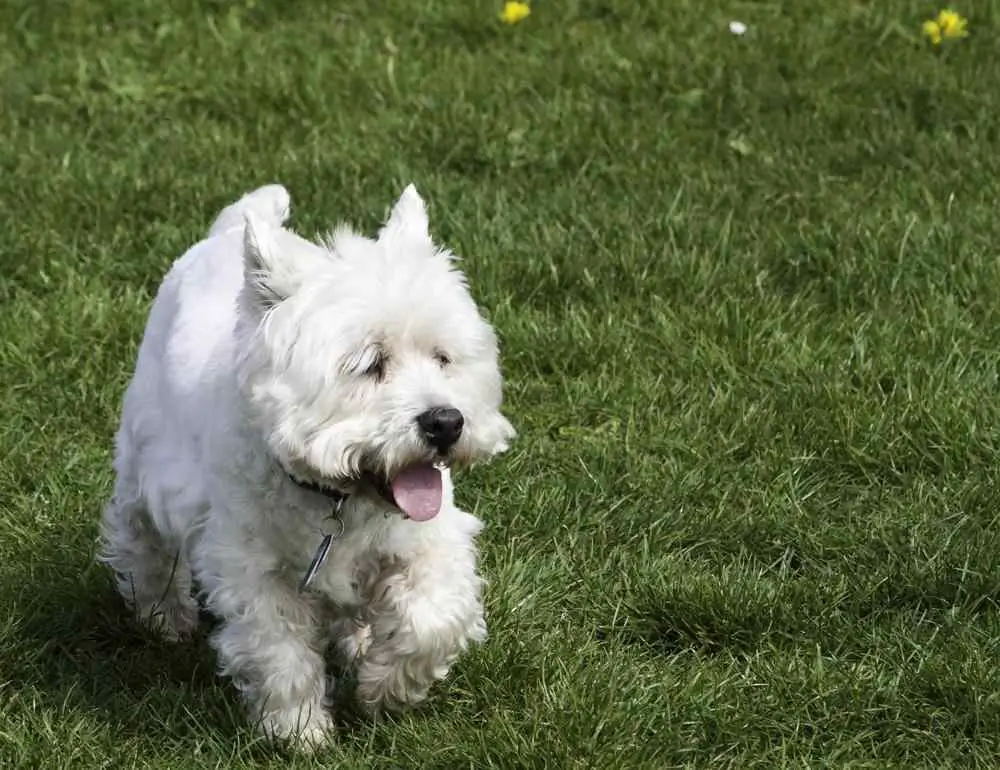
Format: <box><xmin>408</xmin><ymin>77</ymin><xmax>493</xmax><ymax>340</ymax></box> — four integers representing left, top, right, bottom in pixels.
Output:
<box><xmin>3</xmin><ymin>1</ymin><xmax>1000</xmax><ymax>767</ymax></box>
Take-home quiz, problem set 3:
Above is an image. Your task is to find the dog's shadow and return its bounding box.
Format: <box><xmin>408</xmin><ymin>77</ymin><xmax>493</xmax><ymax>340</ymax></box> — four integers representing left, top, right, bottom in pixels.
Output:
<box><xmin>7</xmin><ymin>556</ymin><xmax>366</xmax><ymax>755</ymax></box>
<box><xmin>10</xmin><ymin>562</ymin><xmax>228</xmax><ymax>734</ymax></box>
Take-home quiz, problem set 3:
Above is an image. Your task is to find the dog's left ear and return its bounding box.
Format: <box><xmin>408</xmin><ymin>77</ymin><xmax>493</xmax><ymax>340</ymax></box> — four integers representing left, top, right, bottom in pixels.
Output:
<box><xmin>378</xmin><ymin>184</ymin><xmax>430</xmax><ymax>244</ymax></box>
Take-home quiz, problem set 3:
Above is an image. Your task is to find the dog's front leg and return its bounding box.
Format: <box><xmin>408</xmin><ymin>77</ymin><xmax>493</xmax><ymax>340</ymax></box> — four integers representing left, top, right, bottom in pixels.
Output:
<box><xmin>354</xmin><ymin>555</ymin><xmax>486</xmax><ymax>714</ymax></box>
<box><xmin>205</xmin><ymin>568</ymin><xmax>332</xmax><ymax>749</ymax></box>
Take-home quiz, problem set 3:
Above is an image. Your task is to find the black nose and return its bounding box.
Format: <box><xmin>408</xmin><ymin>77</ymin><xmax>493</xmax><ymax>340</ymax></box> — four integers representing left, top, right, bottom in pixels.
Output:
<box><xmin>417</xmin><ymin>407</ymin><xmax>464</xmax><ymax>451</ymax></box>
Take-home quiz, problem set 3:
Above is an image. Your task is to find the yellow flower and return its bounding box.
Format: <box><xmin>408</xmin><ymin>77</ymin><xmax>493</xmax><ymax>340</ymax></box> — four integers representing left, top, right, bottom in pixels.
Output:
<box><xmin>500</xmin><ymin>1</ymin><xmax>531</xmax><ymax>25</ymax></box>
<box><xmin>936</xmin><ymin>9</ymin><xmax>968</xmax><ymax>38</ymax></box>
<box><xmin>923</xmin><ymin>9</ymin><xmax>968</xmax><ymax>45</ymax></box>
<box><xmin>922</xmin><ymin>19</ymin><xmax>942</xmax><ymax>45</ymax></box>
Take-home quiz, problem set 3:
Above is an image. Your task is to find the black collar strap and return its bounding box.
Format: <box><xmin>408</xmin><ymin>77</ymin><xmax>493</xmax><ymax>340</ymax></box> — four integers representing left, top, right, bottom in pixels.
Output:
<box><xmin>287</xmin><ymin>473</ymin><xmax>348</xmax><ymax>504</ymax></box>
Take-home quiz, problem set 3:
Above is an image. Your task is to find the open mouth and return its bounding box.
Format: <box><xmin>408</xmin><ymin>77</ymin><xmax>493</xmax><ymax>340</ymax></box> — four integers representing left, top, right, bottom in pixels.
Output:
<box><xmin>369</xmin><ymin>462</ymin><xmax>445</xmax><ymax>522</ymax></box>
<box><xmin>289</xmin><ymin>460</ymin><xmax>447</xmax><ymax>522</ymax></box>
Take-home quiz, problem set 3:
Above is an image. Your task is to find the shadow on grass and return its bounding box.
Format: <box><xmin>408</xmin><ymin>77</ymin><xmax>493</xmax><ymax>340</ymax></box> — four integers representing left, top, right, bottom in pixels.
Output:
<box><xmin>612</xmin><ymin>595</ymin><xmax>776</xmax><ymax>658</ymax></box>
<box><xmin>610</xmin><ymin>564</ymin><xmax>1000</xmax><ymax>661</ymax></box>
<box><xmin>6</xmin><ymin>564</ymin><xmax>232</xmax><ymax>735</ymax></box>
<box><xmin>6</xmin><ymin>552</ymin><xmax>385</xmax><ymax>756</ymax></box>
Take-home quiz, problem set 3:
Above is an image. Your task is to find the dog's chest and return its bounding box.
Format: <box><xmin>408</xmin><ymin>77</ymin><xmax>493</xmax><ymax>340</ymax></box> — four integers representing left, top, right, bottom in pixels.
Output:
<box><xmin>304</xmin><ymin>538</ymin><xmax>364</xmax><ymax>605</ymax></box>
<box><xmin>285</xmin><ymin>505</ymin><xmax>396</xmax><ymax>607</ymax></box>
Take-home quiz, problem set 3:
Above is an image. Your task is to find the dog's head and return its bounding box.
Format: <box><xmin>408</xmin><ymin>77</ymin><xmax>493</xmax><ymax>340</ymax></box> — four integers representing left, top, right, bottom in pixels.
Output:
<box><xmin>235</xmin><ymin>185</ymin><xmax>515</xmax><ymax>520</ymax></box>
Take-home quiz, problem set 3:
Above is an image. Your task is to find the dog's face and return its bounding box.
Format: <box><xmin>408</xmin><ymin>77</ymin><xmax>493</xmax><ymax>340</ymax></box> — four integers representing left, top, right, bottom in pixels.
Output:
<box><xmin>236</xmin><ymin>186</ymin><xmax>515</xmax><ymax>520</ymax></box>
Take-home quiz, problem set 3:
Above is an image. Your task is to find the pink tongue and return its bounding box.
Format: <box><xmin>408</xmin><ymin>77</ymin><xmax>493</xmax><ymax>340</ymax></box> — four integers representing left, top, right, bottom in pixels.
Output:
<box><xmin>390</xmin><ymin>464</ymin><xmax>443</xmax><ymax>521</ymax></box>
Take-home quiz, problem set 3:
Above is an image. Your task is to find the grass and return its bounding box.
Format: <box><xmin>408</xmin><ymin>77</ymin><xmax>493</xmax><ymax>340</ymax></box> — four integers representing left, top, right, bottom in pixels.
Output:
<box><xmin>2</xmin><ymin>0</ymin><xmax>1000</xmax><ymax>766</ymax></box>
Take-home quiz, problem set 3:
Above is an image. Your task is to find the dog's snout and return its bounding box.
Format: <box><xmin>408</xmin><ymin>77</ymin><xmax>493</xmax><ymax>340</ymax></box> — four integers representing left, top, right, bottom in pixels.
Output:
<box><xmin>417</xmin><ymin>407</ymin><xmax>464</xmax><ymax>451</ymax></box>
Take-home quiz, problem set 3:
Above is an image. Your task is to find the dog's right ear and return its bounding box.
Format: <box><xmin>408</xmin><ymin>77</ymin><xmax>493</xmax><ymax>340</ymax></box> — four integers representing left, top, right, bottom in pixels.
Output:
<box><xmin>243</xmin><ymin>213</ymin><xmax>289</xmax><ymax>309</ymax></box>
<box><xmin>243</xmin><ymin>212</ymin><xmax>326</xmax><ymax>309</ymax></box>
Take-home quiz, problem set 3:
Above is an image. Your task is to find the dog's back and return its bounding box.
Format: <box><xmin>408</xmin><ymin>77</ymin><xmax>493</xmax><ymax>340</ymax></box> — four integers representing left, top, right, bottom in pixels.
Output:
<box><xmin>97</xmin><ymin>185</ymin><xmax>292</xmax><ymax>637</ymax></box>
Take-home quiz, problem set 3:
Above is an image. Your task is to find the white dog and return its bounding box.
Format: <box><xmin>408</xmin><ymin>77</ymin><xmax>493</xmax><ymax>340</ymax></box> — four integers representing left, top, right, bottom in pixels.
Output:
<box><xmin>98</xmin><ymin>184</ymin><xmax>515</xmax><ymax>747</ymax></box>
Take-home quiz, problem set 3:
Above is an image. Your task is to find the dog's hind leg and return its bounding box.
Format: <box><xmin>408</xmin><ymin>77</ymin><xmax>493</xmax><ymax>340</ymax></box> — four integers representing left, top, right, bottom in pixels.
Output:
<box><xmin>98</xmin><ymin>437</ymin><xmax>199</xmax><ymax>641</ymax></box>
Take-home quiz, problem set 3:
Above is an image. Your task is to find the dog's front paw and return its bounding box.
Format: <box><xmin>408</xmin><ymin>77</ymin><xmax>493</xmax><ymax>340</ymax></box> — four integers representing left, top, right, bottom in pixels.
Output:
<box><xmin>354</xmin><ymin>652</ymin><xmax>448</xmax><ymax>715</ymax></box>
<box><xmin>329</xmin><ymin>617</ymin><xmax>372</xmax><ymax>667</ymax></box>
<box><xmin>136</xmin><ymin>597</ymin><xmax>200</xmax><ymax>642</ymax></box>
<box><xmin>258</xmin><ymin>706</ymin><xmax>333</xmax><ymax>752</ymax></box>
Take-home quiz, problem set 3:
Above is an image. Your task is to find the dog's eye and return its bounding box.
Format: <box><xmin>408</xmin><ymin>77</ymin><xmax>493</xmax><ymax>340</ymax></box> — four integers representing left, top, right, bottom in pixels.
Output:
<box><xmin>433</xmin><ymin>350</ymin><xmax>451</xmax><ymax>367</ymax></box>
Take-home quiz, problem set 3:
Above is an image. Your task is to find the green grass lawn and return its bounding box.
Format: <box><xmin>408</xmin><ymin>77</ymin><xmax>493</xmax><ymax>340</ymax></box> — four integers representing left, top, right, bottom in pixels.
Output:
<box><xmin>3</xmin><ymin>0</ymin><xmax>1000</xmax><ymax>766</ymax></box>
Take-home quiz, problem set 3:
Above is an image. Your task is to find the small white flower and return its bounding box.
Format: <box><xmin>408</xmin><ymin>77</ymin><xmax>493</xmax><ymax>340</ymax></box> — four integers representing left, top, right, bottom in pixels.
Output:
<box><xmin>729</xmin><ymin>20</ymin><xmax>747</xmax><ymax>36</ymax></box>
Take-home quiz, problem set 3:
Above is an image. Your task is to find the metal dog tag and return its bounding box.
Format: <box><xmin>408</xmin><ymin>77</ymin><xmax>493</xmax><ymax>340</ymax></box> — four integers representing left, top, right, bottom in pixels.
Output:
<box><xmin>300</xmin><ymin>533</ymin><xmax>333</xmax><ymax>593</ymax></box>
<box><xmin>298</xmin><ymin>498</ymin><xmax>346</xmax><ymax>593</ymax></box>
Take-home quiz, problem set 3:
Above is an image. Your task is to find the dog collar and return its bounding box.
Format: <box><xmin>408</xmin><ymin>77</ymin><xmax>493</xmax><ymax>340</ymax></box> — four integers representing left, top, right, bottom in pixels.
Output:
<box><xmin>286</xmin><ymin>474</ymin><xmax>349</xmax><ymax>504</ymax></box>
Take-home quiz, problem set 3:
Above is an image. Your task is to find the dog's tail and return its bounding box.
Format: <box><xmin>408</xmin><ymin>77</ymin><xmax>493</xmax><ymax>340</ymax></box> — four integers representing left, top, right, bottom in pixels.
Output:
<box><xmin>207</xmin><ymin>184</ymin><xmax>292</xmax><ymax>238</ymax></box>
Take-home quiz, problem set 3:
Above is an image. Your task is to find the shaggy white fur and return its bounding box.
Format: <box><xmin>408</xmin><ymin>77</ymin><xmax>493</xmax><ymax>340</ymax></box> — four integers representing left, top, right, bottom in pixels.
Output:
<box><xmin>98</xmin><ymin>184</ymin><xmax>515</xmax><ymax>748</ymax></box>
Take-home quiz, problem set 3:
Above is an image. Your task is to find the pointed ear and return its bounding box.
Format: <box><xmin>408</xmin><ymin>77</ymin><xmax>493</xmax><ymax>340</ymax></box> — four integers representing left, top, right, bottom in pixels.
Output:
<box><xmin>243</xmin><ymin>212</ymin><xmax>284</xmax><ymax>308</ymax></box>
<box><xmin>243</xmin><ymin>212</ymin><xmax>327</xmax><ymax>308</ymax></box>
<box><xmin>378</xmin><ymin>184</ymin><xmax>430</xmax><ymax>243</ymax></box>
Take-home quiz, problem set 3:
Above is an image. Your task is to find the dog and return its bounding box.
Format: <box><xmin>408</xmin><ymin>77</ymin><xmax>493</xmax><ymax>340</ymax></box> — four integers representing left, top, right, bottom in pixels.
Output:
<box><xmin>98</xmin><ymin>184</ymin><xmax>515</xmax><ymax>747</ymax></box>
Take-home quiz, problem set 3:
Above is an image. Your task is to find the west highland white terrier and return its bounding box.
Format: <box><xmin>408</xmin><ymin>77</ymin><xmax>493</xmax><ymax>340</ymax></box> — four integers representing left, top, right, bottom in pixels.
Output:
<box><xmin>98</xmin><ymin>184</ymin><xmax>515</xmax><ymax>747</ymax></box>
